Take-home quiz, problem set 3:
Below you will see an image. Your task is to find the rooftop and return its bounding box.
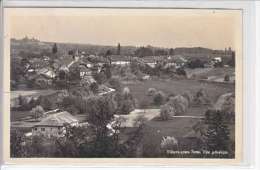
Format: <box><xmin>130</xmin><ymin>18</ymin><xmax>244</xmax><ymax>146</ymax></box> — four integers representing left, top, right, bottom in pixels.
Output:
<box><xmin>34</xmin><ymin>111</ymin><xmax>78</xmax><ymax>127</ymax></box>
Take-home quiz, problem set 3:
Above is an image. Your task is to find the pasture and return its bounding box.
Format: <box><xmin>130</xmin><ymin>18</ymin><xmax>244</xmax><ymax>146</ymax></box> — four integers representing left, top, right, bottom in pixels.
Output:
<box><xmin>127</xmin><ymin>78</ymin><xmax>234</xmax><ymax>109</ymax></box>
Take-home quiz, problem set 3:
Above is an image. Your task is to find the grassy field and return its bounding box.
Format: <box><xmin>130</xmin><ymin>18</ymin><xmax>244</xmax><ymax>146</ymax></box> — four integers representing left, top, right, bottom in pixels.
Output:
<box><xmin>11</xmin><ymin>89</ymin><xmax>58</xmax><ymax>99</ymax></box>
<box><xmin>127</xmin><ymin>78</ymin><xmax>234</xmax><ymax>109</ymax></box>
<box><xmin>11</xmin><ymin>111</ymin><xmax>34</xmax><ymax>122</ymax></box>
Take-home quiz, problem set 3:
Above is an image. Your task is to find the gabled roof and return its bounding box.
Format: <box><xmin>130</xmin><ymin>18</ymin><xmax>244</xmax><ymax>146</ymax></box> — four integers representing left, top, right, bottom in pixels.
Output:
<box><xmin>34</xmin><ymin>111</ymin><xmax>78</xmax><ymax>127</ymax></box>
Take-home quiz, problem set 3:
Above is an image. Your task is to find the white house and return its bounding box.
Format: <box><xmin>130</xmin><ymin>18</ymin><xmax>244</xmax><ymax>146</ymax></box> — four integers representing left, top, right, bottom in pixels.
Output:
<box><xmin>32</xmin><ymin>111</ymin><xmax>78</xmax><ymax>138</ymax></box>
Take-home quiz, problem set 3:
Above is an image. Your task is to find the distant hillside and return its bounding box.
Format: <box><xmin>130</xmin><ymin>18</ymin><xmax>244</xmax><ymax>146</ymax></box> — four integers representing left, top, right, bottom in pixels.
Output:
<box><xmin>11</xmin><ymin>38</ymin><xmax>234</xmax><ymax>60</ymax></box>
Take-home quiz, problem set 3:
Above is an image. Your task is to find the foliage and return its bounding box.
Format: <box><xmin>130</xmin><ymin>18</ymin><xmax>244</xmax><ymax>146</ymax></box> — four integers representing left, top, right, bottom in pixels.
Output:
<box><xmin>85</xmin><ymin>95</ymin><xmax>116</xmax><ymax>138</ymax></box>
<box><xmin>203</xmin><ymin>110</ymin><xmax>231</xmax><ymax>152</ymax></box>
<box><xmin>182</xmin><ymin>91</ymin><xmax>193</xmax><ymax>106</ymax></box>
<box><xmin>176</xmin><ymin>68</ymin><xmax>187</xmax><ymax>76</ymax></box>
<box><xmin>52</xmin><ymin>43</ymin><xmax>58</xmax><ymax>54</ymax></box>
<box><xmin>93</xmin><ymin>71</ymin><xmax>107</xmax><ymax>85</ymax></box>
<box><xmin>39</xmin><ymin>96</ymin><xmax>54</xmax><ymax>111</ymax></box>
<box><xmin>114</xmin><ymin>87</ymin><xmax>135</xmax><ymax>115</ymax></box>
<box><xmin>187</xmin><ymin>59</ymin><xmax>205</xmax><ymax>69</ymax></box>
<box><xmin>224</xmin><ymin>74</ymin><xmax>230</xmax><ymax>82</ymax></box>
<box><xmin>117</xmin><ymin>43</ymin><xmax>121</xmax><ymax>55</ymax></box>
<box><xmin>193</xmin><ymin>89</ymin><xmax>211</xmax><ymax>105</ymax></box>
<box><xmin>31</xmin><ymin>105</ymin><xmax>45</xmax><ymax>120</ymax></box>
<box><xmin>169</xmin><ymin>48</ymin><xmax>174</xmax><ymax>55</ymax></box>
<box><xmin>147</xmin><ymin>88</ymin><xmax>157</xmax><ymax>96</ymax></box>
<box><xmin>160</xmin><ymin>104</ymin><xmax>175</xmax><ymax>120</ymax></box>
<box><xmin>90</xmin><ymin>82</ymin><xmax>99</xmax><ymax>94</ymax></box>
<box><xmin>153</xmin><ymin>91</ymin><xmax>166</xmax><ymax>106</ymax></box>
<box><xmin>160</xmin><ymin>136</ymin><xmax>178</xmax><ymax>151</ymax></box>
<box><xmin>135</xmin><ymin>46</ymin><xmax>154</xmax><ymax>57</ymax></box>
<box><xmin>10</xmin><ymin>130</ymin><xmax>26</xmax><ymax>157</ymax></box>
<box><xmin>167</xmin><ymin>95</ymin><xmax>188</xmax><ymax>115</ymax></box>
<box><xmin>108</xmin><ymin>76</ymin><xmax>122</xmax><ymax>91</ymax></box>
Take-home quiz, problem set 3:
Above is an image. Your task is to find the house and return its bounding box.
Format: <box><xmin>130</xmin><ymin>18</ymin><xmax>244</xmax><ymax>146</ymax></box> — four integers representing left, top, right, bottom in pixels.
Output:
<box><xmin>110</xmin><ymin>55</ymin><xmax>131</xmax><ymax>66</ymax></box>
<box><xmin>30</xmin><ymin>58</ymin><xmax>49</xmax><ymax>69</ymax></box>
<box><xmin>34</xmin><ymin>74</ymin><xmax>53</xmax><ymax>89</ymax></box>
<box><xmin>37</xmin><ymin>68</ymin><xmax>56</xmax><ymax>79</ymax></box>
<box><xmin>32</xmin><ymin>111</ymin><xmax>78</xmax><ymax>137</ymax></box>
<box><xmin>212</xmin><ymin>57</ymin><xmax>222</xmax><ymax>64</ymax></box>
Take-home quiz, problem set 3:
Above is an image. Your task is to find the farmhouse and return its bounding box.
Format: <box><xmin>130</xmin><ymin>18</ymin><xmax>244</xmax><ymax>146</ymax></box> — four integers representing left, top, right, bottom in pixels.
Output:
<box><xmin>110</xmin><ymin>55</ymin><xmax>131</xmax><ymax>66</ymax></box>
<box><xmin>32</xmin><ymin>111</ymin><xmax>78</xmax><ymax>137</ymax></box>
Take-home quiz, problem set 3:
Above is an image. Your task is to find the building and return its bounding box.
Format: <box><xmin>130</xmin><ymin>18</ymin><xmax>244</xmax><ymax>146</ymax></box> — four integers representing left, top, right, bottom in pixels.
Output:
<box><xmin>32</xmin><ymin>111</ymin><xmax>78</xmax><ymax>138</ymax></box>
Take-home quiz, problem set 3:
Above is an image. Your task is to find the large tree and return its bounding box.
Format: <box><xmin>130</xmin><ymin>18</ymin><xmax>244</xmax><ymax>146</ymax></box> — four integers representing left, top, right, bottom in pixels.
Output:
<box><xmin>203</xmin><ymin>110</ymin><xmax>231</xmax><ymax>151</ymax></box>
<box><xmin>85</xmin><ymin>95</ymin><xmax>115</xmax><ymax>138</ymax></box>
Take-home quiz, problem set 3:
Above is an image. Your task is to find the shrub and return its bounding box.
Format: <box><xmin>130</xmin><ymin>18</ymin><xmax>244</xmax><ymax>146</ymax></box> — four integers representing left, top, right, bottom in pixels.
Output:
<box><xmin>108</xmin><ymin>76</ymin><xmax>122</xmax><ymax>90</ymax></box>
<box><xmin>167</xmin><ymin>95</ymin><xmax>188</xmax><ymax>115</ymax></box>
<box><xmin>31</xmin><ymin>105</ymin><xmax>45</xmax><ymax>120</ymax></box>
<box><xmin>182</xmin><ymin>91</ymin><xmax>193</xmax><ymax>106</ymax></box>
<box><xmin>160</xmin><ymin>136</ymin><xmax>178</xmax><ymax>151</ymax></box>
<box><xmin>193</xmin><ymin>89</ymin><xmax>211</xmax><ymax>105</ymax></box>
<box><xmin>90</xmin><ymin>82</ymin><xmax>99</xmax><ymax>94</ymax></box>
<box><xmin>153</xmin><ymin>91</ymin><xmax>166</xmax><ymax>106</ymax></box>
<box><xmin>224</xmin><ymin>74</ymin><xmax>230</xmax><ymax>82</ymax></box>
<box><xmin>160</xmin><ymin>104</ymin><xmax>175</xmax><ymax>120</ymax></box>
<box><xmin>147</xmin><ymin>88</ymin><xmax>157</xmax><ymax>96</ymax></box>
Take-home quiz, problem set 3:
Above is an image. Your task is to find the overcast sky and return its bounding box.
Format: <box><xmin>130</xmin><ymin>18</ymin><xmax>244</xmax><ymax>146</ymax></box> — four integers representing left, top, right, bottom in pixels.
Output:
<box><xmin>8</xmin><ymin>8</ymin><xmax>242</xmax><ymax>50</ymax></box>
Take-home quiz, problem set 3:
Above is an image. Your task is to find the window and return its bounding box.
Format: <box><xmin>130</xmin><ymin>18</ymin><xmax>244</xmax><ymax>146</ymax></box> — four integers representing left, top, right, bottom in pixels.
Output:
<box><xmin>41</xmin><ymin>128</ymin><xmax>45</xmax><ymax>131</ymax></box>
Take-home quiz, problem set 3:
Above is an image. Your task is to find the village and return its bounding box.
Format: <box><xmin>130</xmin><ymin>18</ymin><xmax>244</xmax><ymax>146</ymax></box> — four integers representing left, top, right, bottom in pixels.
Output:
<box><xmin>10</xmin><ymin>37</ymin><xmax>235</xmax><ymax>158</ymax></box>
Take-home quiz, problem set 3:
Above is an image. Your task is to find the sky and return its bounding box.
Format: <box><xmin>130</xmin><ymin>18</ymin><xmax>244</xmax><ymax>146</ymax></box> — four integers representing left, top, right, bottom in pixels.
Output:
<box><xmin>8</xmin><ymin>8</ymin><xmax>242</xmax><ymax>50</ymax></box>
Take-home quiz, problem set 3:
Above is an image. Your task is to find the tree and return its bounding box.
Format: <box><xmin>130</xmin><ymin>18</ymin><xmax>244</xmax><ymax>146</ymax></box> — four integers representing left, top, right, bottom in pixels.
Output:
<box><xmin>93</xmin><ymin>71</ymin><xmax>107</xmax><ymax>85</ymax></box>
<box><xmin>90</xmin><ymin>82</ymin><xmax>99</xmax><ymax>94</ymax></box>
<box><xmin>167</xmin><ymin>95</ymin><xmax>188</xmax><ymax>115</ymax></box>
<box><xmin>147</xmin><ymin>88</ymin><xmax>157</xmax><ymax>96</ymax></box>
<box><xmin>108</xmin><ymin>76</ymin><xmax>122</xmax><ymax>91</ymax></box>
<box><xmin>85</xmin><ymin>96</ymin><xmax>115</xmax><ymax>138</ymax></box>
<box><xmin>101</xmin><ymin>63</ymin><xmax>112</xmax><ymax>79</ymax></box>
<box><xmin>40</xmin><ymin>97</ymin><xmax>54</xmax><ymax>111</ymax></box>
<box><xmin>52</xmin><ymin>43</ymin><xmax>58</xmax><ymax>54</ymax></box>
<box><xmin>18</xmin><ymin>95</ymin><xmax>27</xmax><ymax>107</ymax></box>
<box><xmin>187</xmin><ymin>59</ymin><xmax>205</xmax><ymax>69</ymax></box>
<box><xmin>135</xmin><ymin>46</ymin><xmax>154</xmax><ymax>57</ymax></box>
<box><xmin>169</xmin><ymin>48</ymin><xmax>174</xmax><ymax>55</ymax></box>
<box><xmin>31</xmin><ymin>105</ymin><xmax>45</xmax><ymax>120</ymax></box>
<box><xmin>203</xmin><ymin>110</ymin><xmax>231</xmax><ymax>151</ymax></box>
<box><xmin>160</xmin><ymin>104</ymin><xmax>175</xmax><ymax>120</ymax></box>
<box><xmin>153</xmin><ymin>91</ymin><xmax>166</xmax><ymax>106</ymax></box>
<box><xmin>10</xmin><ymin>130</ymin><xmax>25</xmax><ymax>157</ymax></box>
<box><xmin>160</xmin><ymin>136</ymin><xmax>178</xmax><ymax>151</ymax></box>
<box><xmin>117</xmin><ymin>43</ymin><xmax>121</xmax><ymax>55</ymax></box>
<box><xmin>224</xmin><ymin>74</ymin><xmax>230</xmax><ymax>82</ymax></box>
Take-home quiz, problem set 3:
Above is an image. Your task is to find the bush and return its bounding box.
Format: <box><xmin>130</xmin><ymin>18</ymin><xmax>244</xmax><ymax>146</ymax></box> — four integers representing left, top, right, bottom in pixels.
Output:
<box><xmin>90</xmin><ymin>82</ymin><xmax>99</xmax><ymax>94</ymax></box>
<box><xmin>224</xmin><ymin>74</ymin><xmax>230</xmax><ymax>82</ymax></box>
<box><xmin>160</xmin><ymin>136</ymin><xmax>178</xmax><ymax>151</ymax></box>
<box><xmin>147</xmin><ymin>88</ymin><xmax>157</xmax><ymax>96</ymax></box>
<box><xmin>31</xmin><ymin>105</ymin><xmax>45</xmax><ymax>120</ymax></box>
<box><xmin>193</xmin><ymin>89</ymin><xmax>211</xmax><ymax>105</ymax></box>
<box><xmin>160</xmin><ymin>104</ymin><xmax>175</xmax><ymax>120</ymax></box>
<box><xmin>167</xmin><ymin>95</ymin><xmax>188</xmax><ymax>115</ymax></box>
<box><xmin>108</xmin><ymin>76</ymin><xmax>122</xmax><ymax>90</ymax></box>
<box><xmin>182</xmin><ymin>91</ymin><xmax>193</xmax><ymax>106</ymax></box>
<box><xmin>153</xmin><ymin>91</ymin><xmax>166</xmax><ymax>106</ymax></box>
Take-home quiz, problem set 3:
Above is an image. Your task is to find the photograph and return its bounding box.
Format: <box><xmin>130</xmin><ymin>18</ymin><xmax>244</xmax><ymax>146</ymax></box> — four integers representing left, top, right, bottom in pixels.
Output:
<box><xmin>4</xmin><ymin>8</ymin><xmax>242</xmax><ymax>161</ymax></box>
